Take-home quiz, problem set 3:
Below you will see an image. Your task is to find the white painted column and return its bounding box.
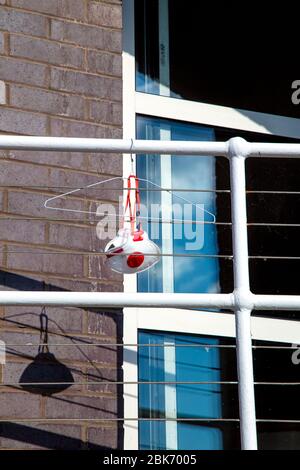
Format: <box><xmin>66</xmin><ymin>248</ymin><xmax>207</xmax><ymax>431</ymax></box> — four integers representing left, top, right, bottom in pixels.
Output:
<box><xmin>229</xmin><ymin>138</ymin><xmax>258</xmax><ymax>450</ymax></box>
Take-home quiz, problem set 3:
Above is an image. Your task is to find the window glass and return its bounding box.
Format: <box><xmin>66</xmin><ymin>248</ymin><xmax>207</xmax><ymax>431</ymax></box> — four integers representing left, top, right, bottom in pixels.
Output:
<box><xmin>138</xmin><ymin>330</ymin><xmax>239</xmax><ymax>450</ymax></box>
<box><xmin>139</xmin><ymin>331</ymin><xmax>300</xmax><ymax>450</ymax></box>
<box><xmin>136</xmin><ymin>115</ymin><xmax>230</xmax><ymax>294</ymax></box>
<box><xmin>135</xmin><ymin>1</ymin><xmax>300</xmax><ymax>119</ymax></box>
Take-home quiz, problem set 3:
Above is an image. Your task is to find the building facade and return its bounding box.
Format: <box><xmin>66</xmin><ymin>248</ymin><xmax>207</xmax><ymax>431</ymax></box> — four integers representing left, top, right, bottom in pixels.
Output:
<box><xmin>1</xmin><ymin>0</ymin><xmax>300</xmax><ymax>450</ymax></box>
<box><xmin>0</xmin><ymin>0</ymin><xmax>123</xmax><ymax>450</ymax></box>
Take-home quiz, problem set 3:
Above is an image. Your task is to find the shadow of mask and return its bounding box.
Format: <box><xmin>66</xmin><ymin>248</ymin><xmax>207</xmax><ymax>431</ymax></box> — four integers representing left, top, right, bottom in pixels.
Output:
<box><xmin>19</xmin><ymin>309</ymin><xmax>74</xmax><ymax>396</ymax></box>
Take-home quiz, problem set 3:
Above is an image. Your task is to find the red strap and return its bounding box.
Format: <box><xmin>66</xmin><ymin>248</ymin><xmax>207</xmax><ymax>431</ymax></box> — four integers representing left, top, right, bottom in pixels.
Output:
<box><xmin>124</xmin><ymin>175</ymin><xmax>141</xmax><ymax>234</ymax></box>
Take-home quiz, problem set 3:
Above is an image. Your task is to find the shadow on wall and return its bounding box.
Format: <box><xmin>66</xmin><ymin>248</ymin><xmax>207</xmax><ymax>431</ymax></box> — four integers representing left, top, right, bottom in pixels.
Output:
<box><xmin>0</xmin><ymin>422</ymin><xmax>119</xmax><ymax>450</ymax></box>
<box><xmin>0</xmin><ymin>270</ymin><xmax>124</xmax><ymax>450</ymax></box>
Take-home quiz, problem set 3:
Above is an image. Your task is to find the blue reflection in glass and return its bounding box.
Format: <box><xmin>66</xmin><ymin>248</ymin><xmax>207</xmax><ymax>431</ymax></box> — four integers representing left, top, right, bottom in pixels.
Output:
<box><xmin>138</xmin><ymin>331</ymin><xmax>223</xmax><ymax>450</ymax></box>
<box><xmin>136</xmin><ymin>116</ymin><xmax>223</xmax><ymax>450</ymax></box>
<box><xmin>136</xmin><ymin>115</ymin><xmax>220</xmax><ymax>294</ymax></box>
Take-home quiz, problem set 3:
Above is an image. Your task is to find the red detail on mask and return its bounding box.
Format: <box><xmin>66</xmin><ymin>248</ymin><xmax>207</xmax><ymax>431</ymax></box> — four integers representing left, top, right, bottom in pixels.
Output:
<box><xmin>106</xmin><ymin>248</ymin><xmax>123</xmax><ymax>259</ymax></box>
<box><xmin>133</xmin><ymin>230</ymin><xmax>144</xmax><ymax>242</ymax></box>
<box><xmin>127</xmin><ymin>252</ymin><xmax>144</xmax><ymax>268</ymax></box>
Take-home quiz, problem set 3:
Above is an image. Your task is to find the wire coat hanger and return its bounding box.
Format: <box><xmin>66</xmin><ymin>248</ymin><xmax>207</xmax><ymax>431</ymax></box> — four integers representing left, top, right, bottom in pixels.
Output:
<box><xmin>44</xmin><ymin>142</ymin><xmax>216</xmax><ymax>225</ymax></box>
<box><xmin>44</xmin><ymin>176</ymin><xmax>216</xmax><ymax>225</ymax></box>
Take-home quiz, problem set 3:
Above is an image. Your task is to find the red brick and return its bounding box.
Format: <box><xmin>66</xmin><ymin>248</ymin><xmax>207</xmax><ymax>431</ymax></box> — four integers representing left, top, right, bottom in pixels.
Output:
<box><xmin>48</xmin><ymin>223</ymin><xmax>106</xmax><ymax>251</ymax></box>
<box><xmin>46</xmin><ymin>276</ymin><xmax>122</xmax><ymax>293</ymax></box>
<box><xmin>10</xmin><ymin>85</ymin><xmax>86</xmax><ymax>120</ymax></box>
<box><xmin>4</xmin><ymin>305</ymin><xmax>83</xmax><ymax>333</ymax></box>
<box><xmin>0</xmin><ymin>392</ymin><xmax>40</xmax><ymax>419</ymax></box>
<box><xmin>49</xmin><ymin>167</ymin><xmax>122</xmax><ymax>202</ymax></box>
<box><xmin>89</xmin><ymin>100</ymin><xmax>122</xmax><ymax>126</ymax></box>
<box><xmin>0</xmin><ymin>245</ymin><xmax>5</xmax><ymax>266</ymax></box>
<box><xmin>93</xmin><ymin>0</ymin><xmax>121</xmax><ymax>3</ymax></box>
<box><xmin>0</xmin><ymin>107</ymin><xmax>48</xmax><ymax>135</ymax></box>
<box><xmin>50</xmin><ymin>67</ymin><xmax>122</xmax><ymax>101</ymax></box>
<box><xmin>88</xmin><ymin>255</ymin><xmax>122</xmax><ymax>282</ymax></box>
<box><xmin>0</xmin><ymin>160</ymin><xmax>49</xmax><ymax>187</ymax></box>
<box><xmin>6</xmin><ymin>245</ymin><xmax>85</xmax><ymax>277</ymax></box>
<box><xmin>0</xmin><ymin>423</ymin><xmax>83</xmax><ymax>450</ymax></box>
<box><xmin>0</xmin><ymin>7</ymin><xmax>48</xmax><ymax>37</ymax></box>
<box><xmin>0</xmin><ymin>31</ymin><xmax>5</xmax><ymax>54</ymax></box>
<box><xmin>47</xmin><ymin>277</ymin><xmax>97</xmax><ymax>293</ymax></box>
<box><xmin>10</xmin><ymin>35</ymin><xmax>85</xmax><ymax>69</ymax></box>
<box><xmin>87</xmin><ymin>426</ymin><xmax>118</xmax><ymax>449</ymax></box>
<box><xmin>0</xmin><ymin>330</ymin><xmax>118</xmax><ymax>365</ymax></box>
<box><xmin>88</xmin><ymin>2</ymin><xmax>122</xmax><ymax>29</ymax></box>
<box><xmin>50</xmin><ymin>116</ymin><xmax>121</xmax><ymax>139</ymax></box>
<box><xmin>7</xmin><ymin>191</ymin><xmax>88</xmax><ymax>221</ymax></box>
<box><xmin>86</xmin><ymin>365</ymin><xmax>118</xmax><ymax>394</ymax></box>
<box><xmin>0</xmin><ymin>219</ymin><xmax>46</xmax><ymax>244</ymax></box>
<box><xmin>45</xmin><ymin>394</ymin><xmax>117</xmax><ymax>419</ymax></box>
<box><xmin>0</xmin><ymin>57</ymin><xmax>48</xmax><ymax>87</ymax></box>
<box><xmin>51</xmin><ymin>18</ymin><xmax>121</xmax><ymax>53</ymax></box>
<box><xmin>8</xmin><ymin>150</ymin><xmax>88</xmax><ymax>172</ymax></box>
<box><xmin>87</xmin><ymin>153</ymin><xmax>122</xmax><ymax>176</ymax></box>
<box><xmin>87</xmin><ymin>310</ymin><xmax>121</xmax><ymax>337</ymax></box>
<box><xmin>97</xmin><ymin>282</ymin><xmax>123</xmax><ymax>293</ymax></box>
<box><xmin>87</xmin><ymin>49</ymin><xmax>122</xmax><ymax>77</ymax></box>
<box><xmin>11</xmin><ymin>0</ymin><xmax>86</xmax><ymax>21</ymax></box>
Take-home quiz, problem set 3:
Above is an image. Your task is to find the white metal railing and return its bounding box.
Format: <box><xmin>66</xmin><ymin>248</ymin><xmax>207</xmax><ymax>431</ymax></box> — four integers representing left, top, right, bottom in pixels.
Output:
<box><xmin>2</xmin><ymin>135</ymin><xmax>300</xmax><ymax>450</ymax></box>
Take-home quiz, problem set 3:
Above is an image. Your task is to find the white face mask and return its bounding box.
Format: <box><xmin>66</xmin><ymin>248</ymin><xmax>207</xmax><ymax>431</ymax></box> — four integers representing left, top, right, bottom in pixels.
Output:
<box><xmin>104</xmin><ymin>228</ymin><xmax>161</xmax><ymax>274</ymax></box>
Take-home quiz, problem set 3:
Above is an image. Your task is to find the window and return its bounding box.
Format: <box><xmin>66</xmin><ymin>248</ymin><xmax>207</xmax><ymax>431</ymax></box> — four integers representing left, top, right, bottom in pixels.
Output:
<box><xmin>135</xmin><ymin>1</ymin><xmax>300</xmax><ymax>119</ymax></box>
<box><xmin>123</xmin><ymin>0</ymin><xmax>300</xmax><ymax>450</ymax></box>
<box><xmin>138</xmin><ymin>331</ymin><xmax>238</xmax><ymax>450</ymax></box>
<box><xmin>136</xmin><ymin>116</ymin><xmax>223</xmax><ymax>294</ymax></box>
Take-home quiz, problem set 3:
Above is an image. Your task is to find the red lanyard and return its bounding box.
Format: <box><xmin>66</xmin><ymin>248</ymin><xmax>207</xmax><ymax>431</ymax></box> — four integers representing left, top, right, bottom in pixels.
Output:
<box><xmin>124</xmin><ymin>175</ymin><xmax>141</xmax><ymax>234</ymax></box>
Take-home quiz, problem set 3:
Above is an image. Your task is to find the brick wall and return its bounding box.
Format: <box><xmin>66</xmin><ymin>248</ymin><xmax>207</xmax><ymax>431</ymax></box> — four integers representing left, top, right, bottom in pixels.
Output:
<box><xmin>0</xmin><ymin>0</ymin><xmax>124</xmax><ymax>449</ymax></box>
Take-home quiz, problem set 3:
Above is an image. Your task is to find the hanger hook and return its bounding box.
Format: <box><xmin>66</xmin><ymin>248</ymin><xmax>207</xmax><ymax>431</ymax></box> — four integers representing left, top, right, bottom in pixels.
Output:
<box><xmin>130</xmin><ymin>138</ymin><xmax>134</xmax><ymax>173</ymax></box>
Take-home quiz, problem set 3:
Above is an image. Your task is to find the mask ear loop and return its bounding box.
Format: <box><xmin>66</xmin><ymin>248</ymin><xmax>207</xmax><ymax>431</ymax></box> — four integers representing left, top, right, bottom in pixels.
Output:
<box><xmin>122</xmin><ymin>140</ymin><xmax>142</xmax><ymax>235</ymax></box>
<box><xmin>120</xmin><ymin>139</ymin><xmax>135</xmax><ymax>232</ymax></box>
<box><xmin>128</xmin><ymin>139</ymin><xmax>142</xmax><ymax>233</ymax></box>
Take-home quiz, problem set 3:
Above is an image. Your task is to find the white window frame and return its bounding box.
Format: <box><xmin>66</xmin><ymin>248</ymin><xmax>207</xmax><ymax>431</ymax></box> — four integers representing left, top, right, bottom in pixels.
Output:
<box><xmin>122</xmin><ymin>0</ymin><xmax>300</xmax><ymax>451</ymax></box>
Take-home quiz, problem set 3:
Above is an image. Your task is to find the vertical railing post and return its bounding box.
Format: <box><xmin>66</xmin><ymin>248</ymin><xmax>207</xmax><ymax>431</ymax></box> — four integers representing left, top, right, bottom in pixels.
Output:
<box><xmin>229</xmin><ymin>138</ymin><xmax>258</xmax><ymax>450</ymax></box>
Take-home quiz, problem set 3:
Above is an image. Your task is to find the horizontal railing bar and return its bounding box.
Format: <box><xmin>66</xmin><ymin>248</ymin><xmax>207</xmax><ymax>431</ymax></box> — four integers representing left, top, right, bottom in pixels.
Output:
<box><xmin>250</xmin><ymin>143</ymin><xmax>300</xmax><ymax>158</ymax></box>
<box><xmin>0</xmin><ymin>418</ymin><xmax>240</xmax><ymax>423</ymax></box>
<box><xmin>3</xmin><ymin>185</ymin><xmax>300</xmax><ymax>196</ymax></box>
<box><xmin>4</xmin><ymin>251</ymin><xmax>300</xmax><ymax>261</ymax></box>
<box><xmin>1</xmin><ymin>136</ymin><xmax>300</xmax><ymax>159</ymax></box>
<box><xmin>1</xmin><ymin>381</ymin><xmax>237</xmax><ymax>386</ymax></box>
<box><xmin>0</xmin><ymin>137</ymin><xmax>228</xmax><ymax>155</ymax></box>
<box><xmin>0</xmin><ymin>219</ymin><xmax>232</xmax><ymax>227</ymax></box>
<box><xmin>0</xmin><ymin>418</ymin><xmax>299</xmax><ymax>423</ymax></box>
<box><xmin>4</xmin><ymin>217</ymin><xmax>300</xmax><ymax>228</ymax></box>
<box><xmin>0</xmin><ymin>185</ymin><xmax>230</xmax><ymax>193</ymax></box>
<box><xmin>5</xmin><ymin>343</ymin><xmax>236</xmax><ymax>348</ymax></box>
<box><xmin>3</xmin><ymin>343</ymin><xmax>299</xmax><ymax>350</ymax></box>
<box><xmin>2</xmin><ymin>185</ymin><xmax>300</xmax><ymax>196</ymax></box>
<box><xmin>3</xmin><ymin>381</ymin><xmax>300</xmax><ymax>386</ymax></box>
<box><xmin>0</xmin><ymin>292</ymin><xmax>235</xmax><ymax>308</ymax></box>
<box><xmin>248</xmin><ymin>223</ymin><xmax>300</xmax><ymax>228</ymax></box>
<box><xmin>0</xmin><ymin>292</ymin><xmax>300</xmax><ymax>310</ymax></box>
<box><xmin>0</xmin><ymin>292</ymin><xmax>298</xmax><ymax>310</ymax></box>
<box><xmin>0</xmin><ymin>250</ymin><xmax>233</xmax><ymax>259</ymax></box>
<box><xmin>254</xmin><ymin>295</ymin><xmax>300</xmax><ymax>311</ymax></box>
<box><xmin>247</xmin><ymin>191</ymin><xmax>300</xmax><ymax>195</ymax></box>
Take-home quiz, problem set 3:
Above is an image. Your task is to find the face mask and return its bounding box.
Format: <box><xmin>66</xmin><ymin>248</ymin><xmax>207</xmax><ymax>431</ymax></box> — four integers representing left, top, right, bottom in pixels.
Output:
<box><xmin>104</xmin><ymin>228</ymin><xmax>161</xmax><ymax>274</ymax></box>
